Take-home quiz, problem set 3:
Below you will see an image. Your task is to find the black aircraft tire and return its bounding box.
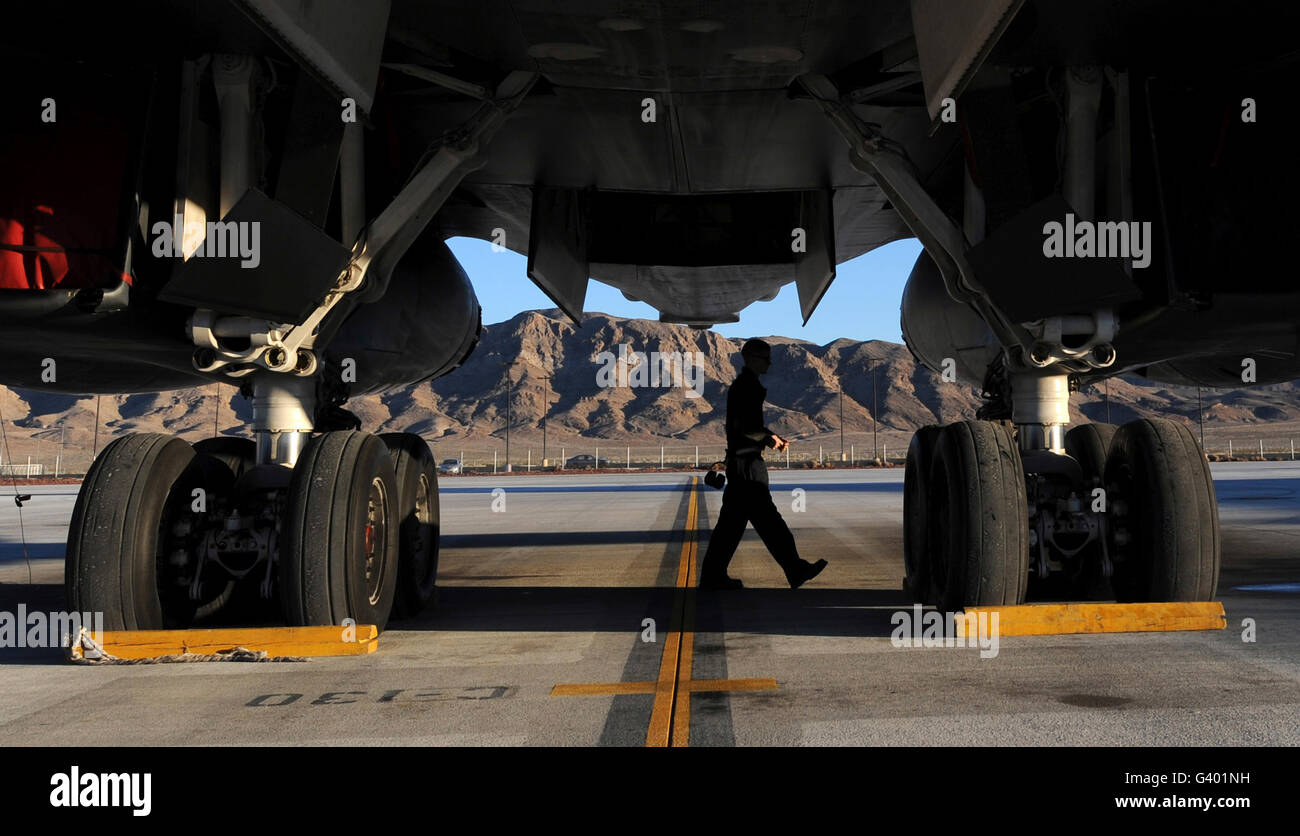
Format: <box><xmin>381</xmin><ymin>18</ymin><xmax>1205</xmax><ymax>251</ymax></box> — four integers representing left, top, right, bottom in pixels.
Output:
<box><xmin>379</xmin><ymin>433</ymin><xmax>441</xmax><ymax>619</ymax></box>
<box><xmin>280</xmin><ymin>431</ymin><xmax>399</xmax><ymax>632</ymax></box>
<box><xmin>928</xmin><ymin>421</ymin><xmax>1029</xmax><ymax>610</ymax></box>
<box><xmin>1106</xmin><ymin>419</ymin><xmax>1220</xmax><ymax>602</ymax></box>
<box><xmin>1051</xmin><ymin>422</ymin><xmax>1120</xmax><ymax>600</ymax></box>
<box><xmin>65</xmin><ymin>433</ymin><xmax>201</xmax><ymax>630</ymax></box>
<box><xmin>903</xmin><ymin>425</ymin><xmax>942</xmax><ymax>604</ymax></box>
<box><xmin>193</xmin><ymin>436</ymin><xmax>257</xmax><ymax>482</ymax></box>
<box><xmin>1065</xmin><ymin>423</ymin><xmax>1117</xmax><ymax>488</ymax></box>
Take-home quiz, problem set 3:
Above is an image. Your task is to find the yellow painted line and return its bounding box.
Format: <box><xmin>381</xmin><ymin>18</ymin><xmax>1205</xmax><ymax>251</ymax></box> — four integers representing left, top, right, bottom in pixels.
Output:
<box><xmin>551</xmin><ymin>478</ymin><xmax>781</xmax><ymax>743</ymax></box>
<box><xmin>688</xmin><ymin>678</ymin><xmax>779</xmax><ymax>693</ymax></box>
<box><xmin>673</xmin><ymin>480</ymin><xmax>697</xmax><ymax>588</ymax></box>
<box><xmin>670</xmin><ymin>538</ymin><xmax>700</xmax><ymax>747</ymax></box>
<box><xmin>551</xmin><ymin>682</ymin><xmax>656</xmax><ymax>696</ymax></box>
<box><xmin>70</xmin><ymin>625</ymin><xmax>378</xmax><ymax>659</ymax></box>
<box><xmin>955</xmin><ymin>602</ymin><xmax>1227</xmax><ymax>637</ymax></box>
<box><xmin>646</xmin><ymin>630</ymin><xmax>683</xmax><ymax>746</ymax></box>
<box><xmin>553</xmin><ymin>678</ymin><xmax>779</xmax><ymax>697</ymax></box>
<box><xmin>671</xmin><ymin>627</ymin><xmax>694</xmax><ymax>747</ymax></box>
<box><xmin>647</xmin><ymin>478</ymin><xmax>697</xmax><ymax>748</ymax></box>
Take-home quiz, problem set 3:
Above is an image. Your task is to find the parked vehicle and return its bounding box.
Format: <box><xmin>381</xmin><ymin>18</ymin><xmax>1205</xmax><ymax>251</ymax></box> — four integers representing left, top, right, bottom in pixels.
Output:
<box><xmin>564</xmin><ymin>454</ymin><xmax>609</xmax><ymax>470</ymax></box>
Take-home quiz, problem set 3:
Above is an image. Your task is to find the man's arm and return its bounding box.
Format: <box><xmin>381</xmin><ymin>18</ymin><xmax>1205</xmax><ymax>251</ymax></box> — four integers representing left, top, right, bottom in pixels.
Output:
<box><xmin>745</xmin><ymin>427</ymin><xmax>787</xmax><ymax>449</ymax></box>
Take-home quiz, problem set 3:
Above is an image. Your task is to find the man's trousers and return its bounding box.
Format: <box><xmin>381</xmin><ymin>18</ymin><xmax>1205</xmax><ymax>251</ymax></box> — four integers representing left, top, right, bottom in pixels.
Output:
<box><xmin>699</xmin><ymin>472</ymin><xmax>804</xmax><ymax>581</ymax></box>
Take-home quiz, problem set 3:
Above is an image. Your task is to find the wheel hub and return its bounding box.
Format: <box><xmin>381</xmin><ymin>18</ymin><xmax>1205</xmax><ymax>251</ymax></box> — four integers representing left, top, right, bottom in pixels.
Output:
<box><xmin>365</xmin><ymin>476</ymin><xmax>388</xmax><ymax>606</ymax></box>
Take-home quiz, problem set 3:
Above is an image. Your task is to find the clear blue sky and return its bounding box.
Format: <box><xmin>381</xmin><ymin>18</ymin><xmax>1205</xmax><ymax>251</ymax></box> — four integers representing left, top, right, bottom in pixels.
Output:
<box><xmin>446</xmin><ymin>236</ymin><xmax>924</xmax><ymax>345</ymax></box>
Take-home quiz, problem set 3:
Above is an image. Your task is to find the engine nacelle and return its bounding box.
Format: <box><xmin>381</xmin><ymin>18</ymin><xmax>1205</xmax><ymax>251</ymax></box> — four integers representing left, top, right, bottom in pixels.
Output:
<box><xmin>326</xmin><ymin>233</ymin><xmax>481</xmax><ymax>396</ymax></box>
<box><xmin>900</xmin><ymin>252</ymin><xmax>1000</xmax><ymax>388</ymax></box>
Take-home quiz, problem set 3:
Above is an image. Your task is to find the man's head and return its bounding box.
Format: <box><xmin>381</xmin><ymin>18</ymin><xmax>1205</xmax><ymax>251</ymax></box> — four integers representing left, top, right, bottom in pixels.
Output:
<box><xmin>741</xmin><ymin>338</ymin><xmax>773</xmax><ymax>375</ymax></box>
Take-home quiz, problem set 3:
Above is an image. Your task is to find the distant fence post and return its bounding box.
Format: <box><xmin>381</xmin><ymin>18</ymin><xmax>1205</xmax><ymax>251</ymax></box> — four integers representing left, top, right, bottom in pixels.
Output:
<box><xmin>493</xmin><ymin>450</ymin><xmax>497</xmax><ymax>474</ymax></box>
<box><xmin>660</xmin><ymin>446</ymin><xmax>664</xmax><ymax>470</ymax></box>
<box><xmin>695</xmin><ymin>446</ymin><xmax>698</xmax><ymax>468</ymax></box>
<box><xmin>626</xmin><ymin>445</ymin><xmax>631</xmax><ymax>470</ymax></box>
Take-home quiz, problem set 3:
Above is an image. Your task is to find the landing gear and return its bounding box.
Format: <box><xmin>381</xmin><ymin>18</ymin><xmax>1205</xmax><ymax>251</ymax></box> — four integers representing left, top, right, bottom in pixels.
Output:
<box><xmin>903</xmin><ymin>407</ymin><xmax>1220</xmax><ymax>608</ymax></box>
<box><xmin>1013</xmin><ymin>373</ymin><xmax>1100</xmax><ymax>602</ymax></box>
<box><xmin>380</xmin><ymin>432</ymin><xmax>441</xmax><ymax>618</ymax></box>
<box><xmin>1106</xmin><ymin>418</ymin><xmax>1220</xmax><ymax>602</ymax></box>
<box><xmin>60</xmin><ymin>51</ymin><xmax>517</xmax><ymax>635</ymax></box>
<box><xmin>66</xmin><ymin>378</ymin><xmax>419</xmax><ymax>634</ymax></box>
<box><xmin>279</xmin><ymin>431</ymin><xmax>399</xmax><ymax>630</ymax></box>
<box><xmin>803</xmin><ymin>66</ymin><xmax>1222</xmax><ymax>608</ymax></box>
<box><xmin>926</xmin><ymin>421</ymin><xmax>1029</xmax><ymax>609</ymax></box>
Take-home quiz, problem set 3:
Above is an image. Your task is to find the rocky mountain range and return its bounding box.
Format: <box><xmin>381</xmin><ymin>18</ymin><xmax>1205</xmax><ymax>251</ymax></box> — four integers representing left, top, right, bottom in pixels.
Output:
<box><xmin>2</xmin><ymin>309</ymin><xmax>1298</xmax><ymax>471</ymax></box>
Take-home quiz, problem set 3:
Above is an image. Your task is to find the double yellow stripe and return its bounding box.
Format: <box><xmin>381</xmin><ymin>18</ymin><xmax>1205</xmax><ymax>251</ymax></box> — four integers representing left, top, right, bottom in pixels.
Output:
<box><xmin>646</xmin><ymin>477</ymin><xmax>700</xmax><ymax>747</ymax></box>
<box><xmin>550</xmin><ymin>477</ymin><xmax>776</xmax><ymax>741</ymax></box>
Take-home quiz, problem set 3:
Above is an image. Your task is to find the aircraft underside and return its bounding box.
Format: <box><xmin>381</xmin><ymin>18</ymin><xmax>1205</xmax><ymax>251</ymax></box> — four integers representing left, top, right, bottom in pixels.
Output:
<box><xmin>0</xmin><ymin>0</ymin><xmax>1295</xmax><ymax>629</ymax></box>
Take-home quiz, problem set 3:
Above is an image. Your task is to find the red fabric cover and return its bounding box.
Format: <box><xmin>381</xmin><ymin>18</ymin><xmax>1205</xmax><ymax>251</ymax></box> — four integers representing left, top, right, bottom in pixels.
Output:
<box><xmin>0</xmin><ymin>67</ymin><xmax>133</xmax><ymax>290</ymax></box>
<box><xmin>1</xmin><ymin>211</ymin><xmax>69</xmax><ymax>289</ymax></box>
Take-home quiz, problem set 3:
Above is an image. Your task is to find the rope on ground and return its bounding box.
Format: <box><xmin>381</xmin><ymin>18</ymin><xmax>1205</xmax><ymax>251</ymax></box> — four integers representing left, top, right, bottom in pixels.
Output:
<box><xmin>67</xmin><ymin>627</ymin><xmax>309</xmax><ymax>664</ymax></box>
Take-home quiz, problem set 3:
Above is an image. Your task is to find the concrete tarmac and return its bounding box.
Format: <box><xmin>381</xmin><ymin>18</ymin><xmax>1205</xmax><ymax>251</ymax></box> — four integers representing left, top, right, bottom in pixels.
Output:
<box><xmin>0</xmin><ymin>463</ymin><xmax>1297</xmax><ymax>746</ymax></box>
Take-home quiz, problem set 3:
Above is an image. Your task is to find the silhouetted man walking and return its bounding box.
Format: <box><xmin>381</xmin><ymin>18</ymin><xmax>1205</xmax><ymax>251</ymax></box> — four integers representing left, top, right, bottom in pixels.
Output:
<box><xmin>699</xmin><ymin>338</ymin><xmax>828</xmax><ymax>590</ymax></box>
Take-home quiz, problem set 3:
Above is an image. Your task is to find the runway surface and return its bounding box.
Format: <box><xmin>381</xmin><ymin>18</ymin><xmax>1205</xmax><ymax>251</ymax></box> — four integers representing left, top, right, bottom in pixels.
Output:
<box><xmin>1</xmin><ymin>463</ymin><xmax>1297</xmax><ymax>746</ymax></box>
